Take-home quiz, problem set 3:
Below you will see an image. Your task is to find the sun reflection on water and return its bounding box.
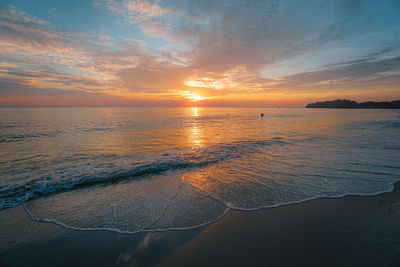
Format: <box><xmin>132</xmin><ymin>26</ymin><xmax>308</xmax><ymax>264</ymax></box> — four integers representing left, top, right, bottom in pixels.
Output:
<box><xmin>189</xmin><ymin>107</ymin><xmax>202</xmax><ymax>147</ymax></box>
<box><xmin>192</xmin><ymin>107</ymin><xmax>199</xmax><ymax>117</ymax></box>
<box><xmin>191</xmin><ymin>126</ymin><xmax>201</xmax><ymax>147</ymax></box>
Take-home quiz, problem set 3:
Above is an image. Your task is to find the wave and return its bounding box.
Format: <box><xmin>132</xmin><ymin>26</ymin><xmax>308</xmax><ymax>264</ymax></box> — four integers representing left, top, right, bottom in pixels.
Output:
<box><xmin>0</xmin><ymin>132</ymin><xmax>63</xmax><ymax>143</ymax></box>
<box><xmin>343</xmin><ymin>119</ymin><xmax>400</xmax><ymax>130</ymax></box>
<box><xmin>0</xmin><ymin>127</ymin><xmax>115</xmax><ymax>143</ymax></box>
<box><xmin>0</xmin><ymin>139</ymin><xmax>287</xmax><ymax>210</ymax></box>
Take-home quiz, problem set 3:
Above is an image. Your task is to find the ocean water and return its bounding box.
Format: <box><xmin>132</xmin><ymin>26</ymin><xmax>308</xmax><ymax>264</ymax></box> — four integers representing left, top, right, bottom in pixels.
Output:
<box><xmin>0</xmin><ymin>107</ymin><xmax>399</xmax><ymax>233</ymax></box>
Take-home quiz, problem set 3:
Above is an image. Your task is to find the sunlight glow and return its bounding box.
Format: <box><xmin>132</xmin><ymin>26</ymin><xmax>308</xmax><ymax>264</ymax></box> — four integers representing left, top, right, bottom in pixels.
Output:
<box><xmin>188</xmin><ymin>94</ymin><xmax>205</xmax><ymax>101</ymax></box>
<box><xmin>177</xmin><ymin>90</ymin><xmax>206</xmax><ymax>101</ymax></box>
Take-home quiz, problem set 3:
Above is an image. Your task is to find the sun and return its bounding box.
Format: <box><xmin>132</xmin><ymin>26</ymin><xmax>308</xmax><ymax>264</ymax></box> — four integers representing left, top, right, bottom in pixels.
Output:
<box><xmin>187</xmin><ymin>94</ymin><xmax>205</xmax><ymax>101</ymax></box>
<box><xmin>177</xmin><ymin>90</ymin><xmax>206</xmax><ymax>101</ymax></box>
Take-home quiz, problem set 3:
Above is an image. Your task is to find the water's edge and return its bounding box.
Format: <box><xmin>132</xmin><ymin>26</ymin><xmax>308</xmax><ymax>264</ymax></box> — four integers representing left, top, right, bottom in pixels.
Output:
<box><xmin>21</xmin><ymin>179</ymin><xmax>399</xmax><ymax>235</ymax></box>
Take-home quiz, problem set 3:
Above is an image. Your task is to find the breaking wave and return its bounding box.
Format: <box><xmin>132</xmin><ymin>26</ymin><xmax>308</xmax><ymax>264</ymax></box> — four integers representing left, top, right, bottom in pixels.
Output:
<box><xmin>0</xmin><ymin>139</ymin><xmax>287</xmax><ymax>210</ymax></box>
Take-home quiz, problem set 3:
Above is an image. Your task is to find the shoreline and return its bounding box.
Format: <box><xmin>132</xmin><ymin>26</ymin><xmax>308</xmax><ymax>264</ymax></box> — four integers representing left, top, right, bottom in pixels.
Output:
<box><xmin>7</xmin><ymin>179</ymin><xmax>399</xmax><ymax>236</ymax></box>
<box><xmin>1</xmin><ymin>183</ymin><xmax>400</xmax><ymax>266</ymax></box>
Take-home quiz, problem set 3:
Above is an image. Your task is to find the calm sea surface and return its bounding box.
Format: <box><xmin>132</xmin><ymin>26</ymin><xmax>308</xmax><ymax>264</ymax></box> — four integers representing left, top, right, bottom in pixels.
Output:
<box><xmin>0</xmin><ymin>107</ymin><xmax>399</xmax><ymax>232</ymax></box>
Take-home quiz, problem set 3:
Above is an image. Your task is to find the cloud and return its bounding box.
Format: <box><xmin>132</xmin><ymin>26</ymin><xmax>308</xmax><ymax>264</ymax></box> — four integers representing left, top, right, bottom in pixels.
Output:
<box><xmin>159</xmin><ymin>0</ymin><xmax>377</xmax><ymax>72</ymax></box>
<box><xmin>0</xmin><ymin>77</ymin><xmax>127</xmax><ymax>106</ymax></box>
<box><xmin>0</xmin><ymin>6</ymin><xmax>166</xmax><ymax>96</ymax></box>
<box><xmin>280</xmin><ymin>55</ymin><xmax>400</xmax><ymax>88</ymax></box>
<box><xmin>102</xmin><ymin>0</ymin><xmax>400</xmax><ymax>77</ymax></box>
<box><xmin>0</xmin><ymin>6</ymin><xmax>47</xmax><ymax>25</ymax></box>
<box><xmin>103</xmin><ymin>0</ymin><xmax>166</xmax><ymax>23</ymax></box>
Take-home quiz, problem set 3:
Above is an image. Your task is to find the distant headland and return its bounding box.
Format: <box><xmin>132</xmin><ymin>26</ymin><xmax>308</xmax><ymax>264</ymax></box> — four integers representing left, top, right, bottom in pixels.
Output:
<box><xmin>306</xmin><ymin>99</ymin><xmax>400</xmax><ymax>109</ymax></box>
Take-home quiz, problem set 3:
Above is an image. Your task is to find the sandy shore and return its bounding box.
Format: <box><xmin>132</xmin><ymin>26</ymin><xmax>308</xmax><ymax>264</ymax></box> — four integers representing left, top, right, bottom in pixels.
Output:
<box><xmin>1</xmin><ymin>184</ymin><xmax>400</xmax><ymax>266</ymax></box>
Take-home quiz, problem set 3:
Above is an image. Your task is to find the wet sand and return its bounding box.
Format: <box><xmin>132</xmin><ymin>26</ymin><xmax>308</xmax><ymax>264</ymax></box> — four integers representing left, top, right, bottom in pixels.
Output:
<box><xmin>1</xmin><ymin>183</ymin><xmax>400</xmax><ymax>266</ymax></box>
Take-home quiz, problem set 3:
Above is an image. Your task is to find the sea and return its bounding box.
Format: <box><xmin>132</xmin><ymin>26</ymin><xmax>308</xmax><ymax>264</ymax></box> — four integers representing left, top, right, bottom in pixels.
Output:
<box><xmin>0</xmin><ymin>107</ymin><xmax>399</xmax><ymax>233</ymax></box>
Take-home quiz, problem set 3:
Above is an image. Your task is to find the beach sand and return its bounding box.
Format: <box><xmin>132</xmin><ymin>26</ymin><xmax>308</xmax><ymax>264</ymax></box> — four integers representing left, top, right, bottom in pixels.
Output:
<box><xmin>1</xmin><ymin>183</ymin><xmax>400</xmax><ymax>266</ymax></box>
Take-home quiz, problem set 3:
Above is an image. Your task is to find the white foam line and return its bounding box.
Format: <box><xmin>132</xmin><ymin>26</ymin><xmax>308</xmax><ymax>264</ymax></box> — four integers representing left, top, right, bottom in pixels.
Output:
<box><xmin>228</xmin><ymin>180</ymin><xmax>398</xmax><ymax>212</ymax></box>
<box><xmin>22</xmin><ymin>179</ymin><xmax>399</xmax><ymax>235</ymax></box>
<box><xmin>22</xmin><ymin>204</ymin><xmax>231</xmax><ymax>235</ymax></box>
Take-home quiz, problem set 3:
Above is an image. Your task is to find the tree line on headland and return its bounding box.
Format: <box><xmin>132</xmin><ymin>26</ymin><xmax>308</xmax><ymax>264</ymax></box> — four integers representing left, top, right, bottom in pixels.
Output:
<box><xmin>306</xmin><ymin>99</ymin><xmax>400</xmax><ymax>109</ymax></box>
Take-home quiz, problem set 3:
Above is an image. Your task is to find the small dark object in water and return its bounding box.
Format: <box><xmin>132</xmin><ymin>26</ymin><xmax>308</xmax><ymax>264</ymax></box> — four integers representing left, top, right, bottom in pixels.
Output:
<box><xmin>260</xmin><ymin>113</ymin><xmax>264</xmax><ymax>117</ymax></box>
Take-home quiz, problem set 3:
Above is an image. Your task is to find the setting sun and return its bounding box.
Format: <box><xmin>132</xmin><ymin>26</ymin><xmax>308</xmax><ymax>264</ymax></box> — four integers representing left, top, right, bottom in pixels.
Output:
<box><xmin>188</xmin><ymin>94</ymin><xmax>205</xmax><ymax>101</ymax></box>
<box><xmin>177</xmin><ymin>91</ymin><xmax>206</xmax><ymax>101</ymax></box>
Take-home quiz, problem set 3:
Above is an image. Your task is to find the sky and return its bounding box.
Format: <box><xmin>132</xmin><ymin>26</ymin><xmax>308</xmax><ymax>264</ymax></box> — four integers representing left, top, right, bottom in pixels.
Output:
<box><xmin>0</xmin><ymin>0</ymin><xmax>399</xmax><ymax>107</ymax></box>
